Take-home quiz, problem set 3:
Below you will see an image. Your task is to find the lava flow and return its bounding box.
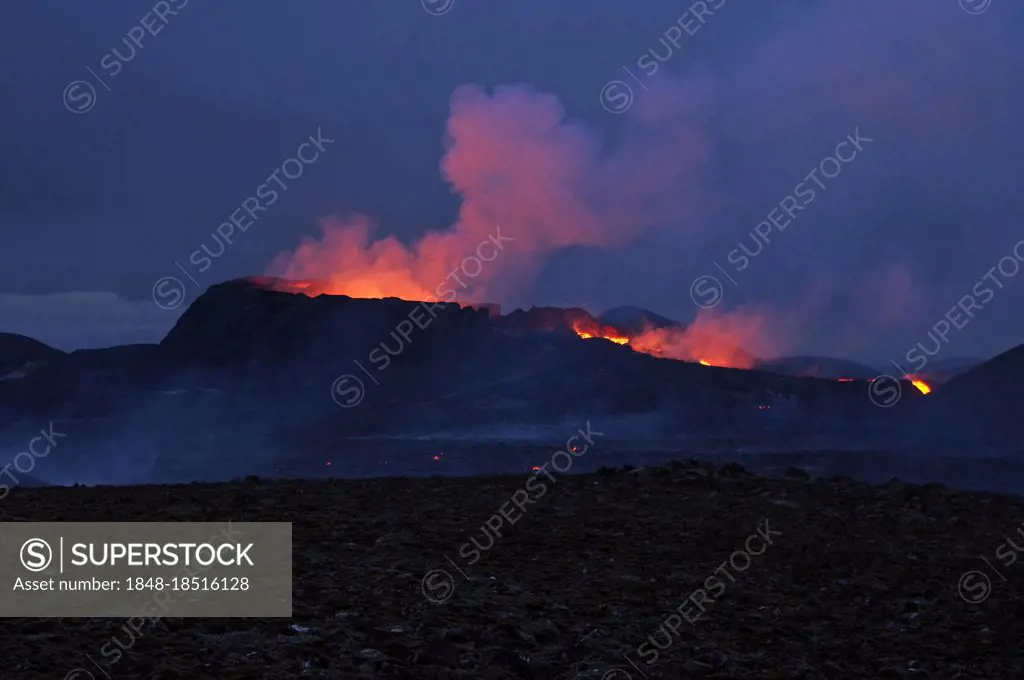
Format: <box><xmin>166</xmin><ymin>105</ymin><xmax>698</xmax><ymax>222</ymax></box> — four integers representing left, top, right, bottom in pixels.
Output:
<box><xmin>570</xmin><ymin>320</ymin><xmax>629</xmax><ymax>345</ymax></box>
<box><xmin>568</xmin><ymin>319</ymin><xmax>744</xmax><ymax>368</ymax></box>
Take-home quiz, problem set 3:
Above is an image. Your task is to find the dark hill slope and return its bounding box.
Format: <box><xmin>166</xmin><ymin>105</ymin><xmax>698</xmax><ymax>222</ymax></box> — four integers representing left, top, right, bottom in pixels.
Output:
<box><xmin>922</xmin><ymin>343</ymin><xmax>1024</xmax><ymax>443</ymax></box>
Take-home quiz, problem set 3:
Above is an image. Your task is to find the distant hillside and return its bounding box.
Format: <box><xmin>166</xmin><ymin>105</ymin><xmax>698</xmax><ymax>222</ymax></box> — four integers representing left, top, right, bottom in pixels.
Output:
<box><xmin>756</xmin><ymin>356</ymin><xmax>879</xmax><ymax>380</ymax></box>
<box><xmin>0</xmin><ymin>332</ymin><xmax>65</xmax><ymax>378</ymax></box>
<box><xmin>923</xmin><ymin>344</ymin><xmax>1024</xmax><ymax>442</ymax></box>
<box><xmin>0</xmin><ymin>333</ymin><xmax>64</xmax><ymax>364</ymax></box>
<box><xmin>598</xmin><ymin>306</ymin><xmax>682</xmax><ymax>336</ymax></box>
<box><xmin>914</xmin><ymin>357</ymin><xmax>982</xmax><ymax>385</ymax></box>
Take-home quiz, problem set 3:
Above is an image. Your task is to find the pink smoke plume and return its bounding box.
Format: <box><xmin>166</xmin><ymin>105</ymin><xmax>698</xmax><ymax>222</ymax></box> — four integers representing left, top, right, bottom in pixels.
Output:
<box><xmin>265</xmin><ymin>82</ymin><xmax>712</xmax><ymax>303</ymax></box>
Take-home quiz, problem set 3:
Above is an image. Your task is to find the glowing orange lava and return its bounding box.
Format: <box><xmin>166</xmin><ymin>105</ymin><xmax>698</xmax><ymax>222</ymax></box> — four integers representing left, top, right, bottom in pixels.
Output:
<box><xmin>571</xmin><ymin>321</ymin><xmax>629</xmax><ymax>345</ymax></box>
<box><xmin>698</xmin><ymin>359</ymin><xmax>712</xmax><ymax>366</ymax></box>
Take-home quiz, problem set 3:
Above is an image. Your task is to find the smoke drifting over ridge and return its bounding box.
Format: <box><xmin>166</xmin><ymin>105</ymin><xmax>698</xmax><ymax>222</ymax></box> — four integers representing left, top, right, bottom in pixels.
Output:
<box><xmin>267</xmin><ymin>0</ymin><xmax>1023</xmax><ymax>362</ymax></box>
<box><xmin>630</xmin><ymin>308</ymin><xmax>784</xmax><ymax>369</ymax></box>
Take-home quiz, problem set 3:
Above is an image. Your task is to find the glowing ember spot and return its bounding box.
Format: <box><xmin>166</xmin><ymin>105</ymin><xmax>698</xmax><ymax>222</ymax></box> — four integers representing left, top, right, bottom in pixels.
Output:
<box><xmin>911</xmin><ymin>379</ymin><xmax>932</xmax><ymax>395</ymax></box>
<box><xmin>698</xmin><ymin>359</ymin><xmax>712</xmax><ymax>366</ymax></box>
<box><xmin>836</xmin><ymin>377</ymin><xmax>855</xmax><ymax>382</ymax></box>
<box><xmin>531</xmin><ymin>466</ymin><xmax>541</xmax><ymax>472</ymax></box>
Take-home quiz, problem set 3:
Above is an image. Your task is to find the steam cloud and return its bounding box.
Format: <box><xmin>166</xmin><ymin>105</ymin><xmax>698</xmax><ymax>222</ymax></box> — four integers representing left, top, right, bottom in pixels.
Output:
<box><xmin>268</xmin><ymin>0</ymin><xmax>1023</xmax><ymax>362</ymax></box>
<box><xmin>268</xmin><ymin>81</ymin><xmax>712</xmax><ymax>305</ymax></box>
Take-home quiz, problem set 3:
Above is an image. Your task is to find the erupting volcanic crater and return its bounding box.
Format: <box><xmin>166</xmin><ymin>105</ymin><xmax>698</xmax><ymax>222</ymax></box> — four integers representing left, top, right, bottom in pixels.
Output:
<box><xmin>246</xmin><ymin>276</ymin><xmax>934</xmax><ymax>394</ymax></box>
<box><xmin>248</xmin><ymin>276</ymin><xmax>747</xmax><ymax>370</ymax></box>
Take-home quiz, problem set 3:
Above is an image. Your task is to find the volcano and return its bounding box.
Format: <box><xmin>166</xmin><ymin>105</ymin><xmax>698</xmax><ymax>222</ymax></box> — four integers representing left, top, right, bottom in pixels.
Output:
<box><xmin>0</xmin><ymin>278</ymin><xmax>940</xmax><ymax>483</ymax></box>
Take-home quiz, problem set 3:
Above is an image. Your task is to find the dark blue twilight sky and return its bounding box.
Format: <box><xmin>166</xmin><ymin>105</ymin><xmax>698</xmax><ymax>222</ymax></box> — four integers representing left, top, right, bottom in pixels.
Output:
<box><xmin>0</xmin><ymin>0</ymin><xmax>1021</xmax><ymax>364</ymax></box>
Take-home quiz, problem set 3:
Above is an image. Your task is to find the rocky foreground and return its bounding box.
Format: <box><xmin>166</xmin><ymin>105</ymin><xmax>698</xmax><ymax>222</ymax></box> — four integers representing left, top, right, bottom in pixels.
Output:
<box><xmin>4</xmin><ymin>460</ymin><xmax>1024</xmax><ymax>679</ymax></box>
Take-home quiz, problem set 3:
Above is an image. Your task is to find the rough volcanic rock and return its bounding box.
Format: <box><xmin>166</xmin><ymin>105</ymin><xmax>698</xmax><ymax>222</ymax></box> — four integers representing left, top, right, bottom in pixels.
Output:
<box><xmin>3</xmin><ymin>471</ymin><xmax>1023</xmax><ymax>678</ymax></box>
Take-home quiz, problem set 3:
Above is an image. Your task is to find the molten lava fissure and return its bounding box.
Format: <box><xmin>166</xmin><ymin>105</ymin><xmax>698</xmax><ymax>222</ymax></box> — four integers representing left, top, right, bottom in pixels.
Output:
<box><xmin>911</xmin><ymin>378</ymin><xmax>932</xmax><ymax>395</ymax></box>
<box><xmin>567</xmin><ymin>315</ymin><xmax>751</xmax><ymax>368</ymax></box>
<box><xmin>571</xmin><ymin>319</ymin><xmax>629</xmax><ymax>345</ymax></box>
<box><xmin>622</xmin><ymin>311</ymin><xmax>767</xmax><ymax>369</ymax></box>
